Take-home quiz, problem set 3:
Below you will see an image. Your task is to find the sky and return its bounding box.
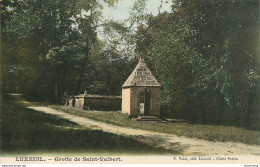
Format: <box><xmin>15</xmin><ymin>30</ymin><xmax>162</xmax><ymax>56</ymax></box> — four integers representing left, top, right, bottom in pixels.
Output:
<box><xmin>101</xmin><ymin>0</ymin><xmax>172</xmax><ymax>22</ymax></box>
<box><xmin>97</xmin><ymin>0</ymin><xmax>172</xmax><ymax>39</ymax></box>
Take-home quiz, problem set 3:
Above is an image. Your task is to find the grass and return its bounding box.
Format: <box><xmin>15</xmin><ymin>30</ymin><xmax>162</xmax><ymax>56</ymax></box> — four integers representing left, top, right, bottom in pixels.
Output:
<box><xmin>0</xmin><ymin>95</ymin><xmax>175</xmax><ymax>155</ymax></box>
<box><xmin>52</xmin><ymin>105</ymin><xmax>260</xmax><ymax>146</ymax></box>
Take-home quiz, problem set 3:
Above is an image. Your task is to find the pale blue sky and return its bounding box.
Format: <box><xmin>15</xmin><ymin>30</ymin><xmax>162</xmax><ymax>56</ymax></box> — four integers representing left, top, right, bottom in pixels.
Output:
<box><xmin>96</xmin><ymin>0</ymin><xmax>172</xmax><ymax>42</ymax></box>
<box><xmin>101</xmin><ymin>0</ymin><xmax>172</xmax><ymax>22</ymax></box>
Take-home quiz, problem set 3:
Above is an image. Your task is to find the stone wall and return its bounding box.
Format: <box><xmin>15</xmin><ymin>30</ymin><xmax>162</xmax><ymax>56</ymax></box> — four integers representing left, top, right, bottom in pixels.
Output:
<box><xmin>64</xmin><ymin>94</ymin><xmax>122</xmax><ymax>111</ymax></box>
<box><xmin>84</xmin><ymin>96</ymin><xmax>121</xmax><ymax>111</ymax></box>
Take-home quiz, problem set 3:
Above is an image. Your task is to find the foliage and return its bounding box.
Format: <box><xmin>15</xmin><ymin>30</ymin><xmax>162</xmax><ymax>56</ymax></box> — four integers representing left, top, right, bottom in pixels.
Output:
<box><xmin>135</xmin><ymin>0</ymin><xmax>259</xmax><ymax>128</ymax></box>
<box><xmin>1</xmin><ymin>0</ymin><xmax>127</xmax><ymax>100</ymax></box>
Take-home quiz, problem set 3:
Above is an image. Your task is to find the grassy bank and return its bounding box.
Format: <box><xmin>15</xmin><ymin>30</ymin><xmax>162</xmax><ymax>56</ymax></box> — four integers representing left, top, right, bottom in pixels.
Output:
<box><xmin>1</xmin><ymin>95</ymin><xmax>174</xmax><ymax>155</ymax></box>
<box><xmin>52</xmin><ymin>105</ymin><xmax>260</xmax><ymax>145</ymax></box>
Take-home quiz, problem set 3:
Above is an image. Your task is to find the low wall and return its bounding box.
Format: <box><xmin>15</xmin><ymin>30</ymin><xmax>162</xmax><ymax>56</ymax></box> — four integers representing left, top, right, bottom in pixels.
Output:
<box><xmin>64</xmin><ymin>94</ymin><xmax>121</xmax><ymax>111</ymax></box>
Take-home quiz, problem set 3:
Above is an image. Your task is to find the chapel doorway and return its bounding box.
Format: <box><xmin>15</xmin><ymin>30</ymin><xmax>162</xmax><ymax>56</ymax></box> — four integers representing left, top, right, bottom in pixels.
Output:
<box><xmin>139</xmin><ymin>90</ymin><xmax>150</xmax><ymax>115</ymax></box>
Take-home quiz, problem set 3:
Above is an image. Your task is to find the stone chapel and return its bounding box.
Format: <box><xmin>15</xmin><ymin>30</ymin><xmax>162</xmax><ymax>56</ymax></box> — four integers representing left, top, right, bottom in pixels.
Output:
<box><xmin>121</xmin><ymin>58</ymin><xmax>161</xmax><ymax>117</ymax></box>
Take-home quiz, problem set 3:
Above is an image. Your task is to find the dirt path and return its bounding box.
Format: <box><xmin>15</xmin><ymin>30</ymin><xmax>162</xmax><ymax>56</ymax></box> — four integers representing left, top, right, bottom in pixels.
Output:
<box><xmin>28</xmin><ymin>106</ymin><xmax>260</xmax><ymax>155</ymax></box>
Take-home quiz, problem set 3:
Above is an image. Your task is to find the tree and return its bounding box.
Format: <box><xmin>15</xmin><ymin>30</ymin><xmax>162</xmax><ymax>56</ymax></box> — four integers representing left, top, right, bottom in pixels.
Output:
<box><xmin>135</xmin><ymin>0</ymin><xmax>259</xmax><ymax>127</ymax></box>
<box><xmin>1</xmin><ymin>0</ymin><xmax>118</xmax><ymax>101</ymax></box>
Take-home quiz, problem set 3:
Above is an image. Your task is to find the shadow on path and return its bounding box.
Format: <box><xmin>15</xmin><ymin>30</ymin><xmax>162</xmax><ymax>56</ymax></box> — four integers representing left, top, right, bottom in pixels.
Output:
<box><xmin>1</xmin><ymin>94</ymin><xmax>182</xmax><ymax>155</ymax></box>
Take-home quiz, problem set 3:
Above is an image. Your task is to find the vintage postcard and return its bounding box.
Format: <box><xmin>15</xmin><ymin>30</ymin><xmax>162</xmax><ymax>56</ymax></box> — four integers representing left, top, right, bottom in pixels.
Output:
<box><xmin>1</xmin><ymin>0</ymin><xmax>259</xmax><ymax>166</ymax></box>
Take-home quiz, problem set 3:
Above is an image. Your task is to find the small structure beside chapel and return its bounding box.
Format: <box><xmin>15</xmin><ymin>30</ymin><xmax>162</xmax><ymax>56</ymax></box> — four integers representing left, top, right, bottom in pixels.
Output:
<box><xmin>122</xmin><ymin>58</ymin><xmax>160</xmax><ymax>117</ymax></box>
<box><xmin>64</xmin><ymin>90</ymin><xmax>121</xmax><ymax>111</ymax></box>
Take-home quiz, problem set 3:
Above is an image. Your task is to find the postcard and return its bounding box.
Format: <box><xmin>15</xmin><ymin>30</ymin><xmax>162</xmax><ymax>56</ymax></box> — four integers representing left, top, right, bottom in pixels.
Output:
<box><xmin>1</xmin><ymin>0</ymin><xmax>259</xmax><ymax>166</ymax></box>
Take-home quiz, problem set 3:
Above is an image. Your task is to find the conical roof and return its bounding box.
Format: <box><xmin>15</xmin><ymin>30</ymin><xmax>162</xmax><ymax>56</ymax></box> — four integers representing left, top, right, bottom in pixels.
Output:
<box><xmin>122</xmin><ymin>58</ymin><xmax>160</xmax><ymax>88</ymax></box>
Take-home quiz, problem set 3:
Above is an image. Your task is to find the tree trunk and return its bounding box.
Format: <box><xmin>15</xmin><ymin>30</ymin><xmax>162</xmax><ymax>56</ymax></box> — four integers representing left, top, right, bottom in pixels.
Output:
<box><xmin>74</xmin><ymin>52</ymin><xmax>89</xmax><ymax>95</ymax></box>
<box><xmin>192</xmin><ymin>110</ymin><xmax>199</xmax><ymax>124</ymax></box>
<box><xmin>202</xmin><ymin>109</ymin><xmax>206</xmax><ymax>125</ymax></box>
<box><xmin>217</xmin><ymin>93</ymin><xmax>224</xmax><ymax>125</ymax></box>
<box><xmin>54</xmin><ymin>80</ymin><xmax>58</xmax><ymax>101</ymax></box>
<box><xmin>192</xmin><ymin>99</ymin><xmax>200</xmax><ymax>124</ymax></box>
<box><xmin>233</xmin><ymin>101</ymin><xmax>240</xmax><ymax>127</ymax></box>
<box><xmin>246</xmin><ymin>91</ymin><xmax>254</xmax><ymax>129</ymax></box>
